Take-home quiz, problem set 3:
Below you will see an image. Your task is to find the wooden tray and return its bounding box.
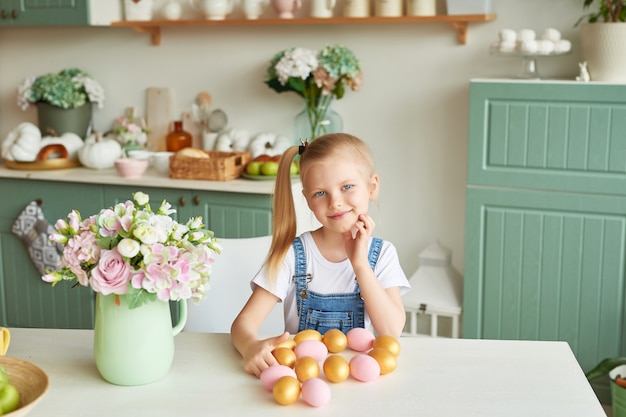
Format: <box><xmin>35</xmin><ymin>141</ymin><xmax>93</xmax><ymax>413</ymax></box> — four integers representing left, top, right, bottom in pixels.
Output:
<box><xmin>2</xmin><ymin>158</ymin><xmax>80</xmax><ymax>170</ymax></box>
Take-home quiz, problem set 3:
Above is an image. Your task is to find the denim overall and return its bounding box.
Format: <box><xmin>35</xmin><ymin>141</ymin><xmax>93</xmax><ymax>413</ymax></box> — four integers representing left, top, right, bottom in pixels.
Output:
<box><xmin>293</xmin><ymin>236</ymin><xmax>383</xmax><ymax>334</ymax></box>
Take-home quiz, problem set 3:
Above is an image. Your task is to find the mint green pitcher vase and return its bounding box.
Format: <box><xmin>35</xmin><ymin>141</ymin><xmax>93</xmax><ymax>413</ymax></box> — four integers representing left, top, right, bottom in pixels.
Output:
<box><xmin>93</xmin><ymin>293</ymin><xmax>187</xmax><ymax>386</ymax></box>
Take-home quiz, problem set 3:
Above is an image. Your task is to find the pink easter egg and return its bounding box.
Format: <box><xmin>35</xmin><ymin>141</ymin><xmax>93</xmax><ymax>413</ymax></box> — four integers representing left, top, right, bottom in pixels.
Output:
<box><xmin>260</xmin><ymin>365</ymin><xmax>297</xmax><ymax>390</ymax></box>
<box><xmin>301</xmin><ymin>377</ymin><xmax>331</xmax><ymax>407</ymax></box>
<box><xmin>294</xmin><ymin>339</ymin><xmax>328</xmax><ymax>362</ymax></box>
<box><xmin>349</xmin><ymin>354</ymin><xmax>380</xmax><ymax>382</ymax></box>
<box><xmin>346</xmin><ymin>327</ymin><xmax>375</xmax><ymax>352</ymax></box>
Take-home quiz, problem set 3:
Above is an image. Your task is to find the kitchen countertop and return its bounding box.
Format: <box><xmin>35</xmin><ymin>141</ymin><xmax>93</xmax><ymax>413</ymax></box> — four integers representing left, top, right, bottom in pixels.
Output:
<box><xmin>0</xmin><ymin>164</ymin><xmax>281</xmax><ymax>195</ymax></box>
<box><xmin>6</xmin><ymin>328</ymin><xmax>606</xmax><ymax>417</ymax></box>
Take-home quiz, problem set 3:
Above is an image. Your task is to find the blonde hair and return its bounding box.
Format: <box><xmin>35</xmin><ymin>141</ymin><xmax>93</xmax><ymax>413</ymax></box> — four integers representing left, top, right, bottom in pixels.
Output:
<box><xmin>265</xmin><ymin>133</ymin><xmax>376</xmax><ymax>284</ymax></box>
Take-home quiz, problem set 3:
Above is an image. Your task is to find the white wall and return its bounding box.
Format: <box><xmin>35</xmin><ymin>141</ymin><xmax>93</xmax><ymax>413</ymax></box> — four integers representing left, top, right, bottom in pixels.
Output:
<box><xmin>0</xmin><ymin>0</ymin><xmax>584</xmax><ymax>277</ymax></box>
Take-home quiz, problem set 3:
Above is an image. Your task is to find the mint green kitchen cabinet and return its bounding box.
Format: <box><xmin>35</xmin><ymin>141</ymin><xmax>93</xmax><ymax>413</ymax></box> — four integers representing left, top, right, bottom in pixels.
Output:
<box><xmin>0</xmin><ymin>174</ymin><xmax>275</xmax><ymax>330</ymax></box>
<box><xmin>464</xmin><ymin>80</ymin><xmax>626</xmax><ymax>403</ymax></box>
<box><xmin>0</xmin><ymin>0</ymin><xmax>89</xmax><ymax>26</ymax></box>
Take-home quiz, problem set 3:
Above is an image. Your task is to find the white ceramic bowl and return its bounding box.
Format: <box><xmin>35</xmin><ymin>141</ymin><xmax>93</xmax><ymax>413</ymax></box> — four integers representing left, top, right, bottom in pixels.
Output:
<box><xmin>114</xmin><ymin>158</ymin><xmax>149</xmax><ymax>179</ymax></box>
<box><xmin>0</xmin><ymin>356</ymin><xmax>49</xmax><ymax>417</ymax></box>
<box><xmin>127</xmin><ymin>150</ymin><xmax>154</xmax><ymax>164</ymax></box>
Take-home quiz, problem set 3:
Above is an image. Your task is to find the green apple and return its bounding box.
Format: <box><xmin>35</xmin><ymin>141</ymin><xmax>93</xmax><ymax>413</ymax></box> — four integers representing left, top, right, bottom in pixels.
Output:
<box><xmin>260</xmin><ymin>161</ymin><xmax>279</xmax><ymax>176</ymax></box>
<box><xmin>290</xmin><ymin>161</ymin><xmax>300</xmax><ymax>176</ymax></box>
<box><xmin>245</xmin><ymin>161</ymin><xmax>263</xmax><ymax>176</ymax></box>
<box><xmin>0</xmin><ymin>382</ymin><xmax>19</xmax><ymax>414</ymax></box>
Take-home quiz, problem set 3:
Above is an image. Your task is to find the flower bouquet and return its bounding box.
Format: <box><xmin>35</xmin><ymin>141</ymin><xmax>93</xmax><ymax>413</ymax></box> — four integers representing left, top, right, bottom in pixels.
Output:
<box><xmin>17</xmin><ymin>67</ymin><xmax>105</xmax><ymax>111</ymax></box>
<box><xmin>42</xmin><ymin>191</ymin><xmax>220</xmax><ymax>309</ymax></box>
<box><xmin>16</xmin><ymin>67</ymin><xmax>105</xmax><ymax>138</ymax></box>
<box><xmin>265</xmin><ymin>44</ymin><xmax>363</xmax><ymax>141</ymax></box>
<box><xmin>111</xmin><ymin>108</ymin><xmax>150</xmax><ymax>154</ymax></box>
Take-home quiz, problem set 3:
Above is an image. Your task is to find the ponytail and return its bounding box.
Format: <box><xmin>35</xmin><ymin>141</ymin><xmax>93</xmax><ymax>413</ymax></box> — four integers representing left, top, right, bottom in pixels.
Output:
<box><xmin>265</xmin><ymin>145</ymin><xmax>300</xmax><ymax>285</ymax></box>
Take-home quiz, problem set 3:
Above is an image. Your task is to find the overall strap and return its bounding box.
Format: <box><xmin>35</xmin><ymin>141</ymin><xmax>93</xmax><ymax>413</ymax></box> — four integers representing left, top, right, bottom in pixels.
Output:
<box><xmin>292</xmin><ymin>237</ymin><xmax>309</xmax><ymax>315</ymax></box>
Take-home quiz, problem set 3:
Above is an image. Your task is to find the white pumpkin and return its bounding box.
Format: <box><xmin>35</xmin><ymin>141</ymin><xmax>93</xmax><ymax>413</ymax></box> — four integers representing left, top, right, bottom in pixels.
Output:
<box><xmin>248</xmin><ymin>132</ymin><xmax>291</xmax><ymax>158</ymax></box>
<box><xmin>40</xmin><ymin>131</ymin><xmax>84</xmax><ymax>159</ymax></box>
<box><xmin>78</xmin><ymin>132</ymin><xmax>122</xmax><ymax>169</ymax></box>
<box><xmin>1</xmin><ymin>122</ymin><xmax>42</xmax><ymax>161</ymax></box>
<box><xmin>215</xmin><ymin>128</ymin><xmax>251</xmax><ymax>153</ymax></box>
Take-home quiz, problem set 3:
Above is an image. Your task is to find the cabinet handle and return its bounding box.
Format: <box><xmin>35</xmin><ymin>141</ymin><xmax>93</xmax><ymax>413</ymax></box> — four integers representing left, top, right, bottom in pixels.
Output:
<box><xmin>1</xmin><ymin>10</ymin><xmax>7</xmax><ymax>19</ymax></box>
<box><xmin>11</xmin><ymin>9</ymin><xmax>17</xmax><ymax>19</ymax></box>
<box><xmin>179</xmin><ymin>197</ymin><xmax>186</xmax><ymax>207</ymax></box>
<box><xmin>193</xmin><ymin>195</ymin><xmax>200</xmax><ymax>205</ymax></box>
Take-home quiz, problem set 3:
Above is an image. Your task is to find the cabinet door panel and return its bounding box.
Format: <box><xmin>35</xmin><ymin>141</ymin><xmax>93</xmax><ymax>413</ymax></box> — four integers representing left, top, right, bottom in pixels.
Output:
<box><xmin>0</xmin><ymin>0</ymin><xmax>89</xmax><ymax>26</ymax></box>
<box><xmin>464</xmin><ymin>187</ymin><xmax>626</xmax><ymax>373</ymax></box>
<box><xmin>0</xmin><ymin>180</ymin><xmax>102</xmax><ymax>329</ymax></box>
<box><xmin>468</xmin><ymin>82</ymin><xmax>626</xmax><ymax>195</ymax></box>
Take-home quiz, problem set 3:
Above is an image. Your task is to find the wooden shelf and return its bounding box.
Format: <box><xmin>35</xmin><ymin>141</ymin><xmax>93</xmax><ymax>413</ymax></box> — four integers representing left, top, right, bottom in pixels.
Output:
<box><xmin>111</xmin><ymin>14</ymin><xmax>496</xmax><ymax>46</ymax></box>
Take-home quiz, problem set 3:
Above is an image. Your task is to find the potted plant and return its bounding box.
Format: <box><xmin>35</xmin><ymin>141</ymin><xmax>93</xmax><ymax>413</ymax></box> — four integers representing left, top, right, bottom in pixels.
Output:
<box><xmin>587</xmin><ymin>357</ymin><xmax>626</xmax><ymax>416</ymax></box>
<box><xmin>578</xmin><ymin>0</ymin><xmax>626</xmax><ymax>82</ymax></box>
<box><xmin>17</xmin><ymin>68</ymin><xmax>105</xmax><ymax>138</ymax></box>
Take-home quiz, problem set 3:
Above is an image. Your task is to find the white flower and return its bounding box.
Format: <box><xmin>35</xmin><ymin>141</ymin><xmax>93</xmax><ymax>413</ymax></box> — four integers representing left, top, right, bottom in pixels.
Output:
<box><xmin>275</xmin><ymin>48</ymin><xmax>318</xmax><ymax>85</ymax></box>
<box><xmin>75</xmin><ymin>75</ymin><xmax>105</xmax><ymax>109</ymax></box>
<box><xmin>133</xmin><ymin>223</ymin><xmax>159</xmax><ymax>245</ymax></box>
<box><xmin>134</xmin><ymin>192</ymin><xmax>149</xmax><ymax>206</ymax></box>
<box><xmin>117</xmin><ymin>238</ymin><xmax>140</xmax><ymax>258</ymax></box>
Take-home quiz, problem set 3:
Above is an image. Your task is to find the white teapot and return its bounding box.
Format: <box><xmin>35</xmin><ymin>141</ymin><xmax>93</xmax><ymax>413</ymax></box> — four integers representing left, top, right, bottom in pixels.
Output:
<box><xmin>190</xmin><ymin>0</ymin><xmax>234</xmax><ymax>20</ymax></box>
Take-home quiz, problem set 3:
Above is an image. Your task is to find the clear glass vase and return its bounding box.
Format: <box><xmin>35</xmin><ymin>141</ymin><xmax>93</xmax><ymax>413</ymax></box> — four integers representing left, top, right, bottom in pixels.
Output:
<box><xmin>294</xmin><ymin>97</ymin><xmax>343</xmax><ymax>144</ymax></box>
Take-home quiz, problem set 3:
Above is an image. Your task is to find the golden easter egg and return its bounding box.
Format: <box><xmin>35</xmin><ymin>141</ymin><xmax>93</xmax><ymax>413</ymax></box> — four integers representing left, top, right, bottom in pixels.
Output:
<box><xmin>294</xmin><ymin>329</ymin><xmax>322</xmax><ymax>344</ymax></box>
<box><xmin>367</xmin><ymin>347</ymin><xmax>398</xmax><ymax>375</ymax></box>
<box><xmin>275</xmin><ymin>338</ymin><xmax>297</xmax><ymax>350</ymax></box>
<box><xmin>273</xmin><ymin>347</ymin><xmax>297</xmax><ymax>368</ymax></box>
<box><xmin>294</xmin><ymin>356</ymin><xmax>320</xmax><ymax>382</ymax></box>
<box><xmin>322</xmin><ymin>329</ymin><xmax>348</xmax><ymax>353</ymax></box>
<box><xmin>323</xmin><ymin>354</ymin><xmax>350</xmax><ymax>383</ymax></box>
<box><xmin>272</xmin><ymin>376</ymin><xmax>301</xmax><ymax>405</ymax></box>
<box><xmin>372</xmin><ymin>335</ymin><xmax>401</xmax><ymax>357</ymax></box>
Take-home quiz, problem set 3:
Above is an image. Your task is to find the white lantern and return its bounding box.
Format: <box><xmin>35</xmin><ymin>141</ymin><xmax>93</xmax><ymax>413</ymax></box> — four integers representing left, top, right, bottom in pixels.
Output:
<box><xmin>402</xmin><ymin>241</ymin><xmax>463</xmax><ymax>338</ymax></box>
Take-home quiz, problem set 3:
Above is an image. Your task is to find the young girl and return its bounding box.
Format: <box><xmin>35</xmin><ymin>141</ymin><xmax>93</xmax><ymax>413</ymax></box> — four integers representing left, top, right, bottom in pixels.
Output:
<box><xmin>230</xmin><ymin>133</ymin><xmax>410</xmax><ymax>377</ymax></box>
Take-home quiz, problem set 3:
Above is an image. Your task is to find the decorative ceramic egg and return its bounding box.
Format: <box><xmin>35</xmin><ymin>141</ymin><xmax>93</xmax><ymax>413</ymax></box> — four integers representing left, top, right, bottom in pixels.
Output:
<box><xmin>323</xmin><ymin>354</ymin><xmax>350</xmax><ymax>383</ymax></box>
<box><xmin>260</xmin><ymin>365</ymin><xmax>297</xmax><ymax>390</ymax></box>
<box><xmin>372</xmin><ymin>335</ymin><xmax>401</xmax><ymax>357</ymax></box>
<box><xmin>322</xmin><ymin>329</ymin><xmax>348</xmax><ymax>353</ymax></box>
<box><xmin>294</xmin><ymin>356</ymin><xmax>320</xmax><ymax>382</ymax></box>
<box><xmin>346</xmin><ymin>328</ymin><xmax>375</xmax><ymax>352</ymax></box>
<box><xmin>275</xmin><ymin>338</ymin><xmax>297</xmax><ymax>350</ymax></box>
<box><xmin>367</xmin><ymin>347</ymin><xmax>398</xmax><ymax>375</ymax></box>
<box><xmin>294</xmin><ymin>329</ymin><xmax>322</xmax><ymax>344</ymax></box>
<box><xmin>272</xmin><ymin>347</ymin><xmax>297</xmax><ymax>368</ymax></box>
<box><xmin>294</xmin><ymin>340</ymin><xmax>328</xmax><ymax>362</ymax></box>
<box><xmin>349</xmin><ymin>354</ymin><xmax>380</xmax><ymax>382</ymax></box>
<box><xmin>273</xmin><ymin>376</ymin><xmax>301</xmax><ymax>405</ymax></box>
<box><xmin>301</xmin><ymin>377</ymin><xmax>331</xmax><ymax>407</ymax></box>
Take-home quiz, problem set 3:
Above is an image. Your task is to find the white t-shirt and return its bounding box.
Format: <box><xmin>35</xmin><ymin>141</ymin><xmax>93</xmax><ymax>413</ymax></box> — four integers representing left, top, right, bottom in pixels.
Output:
<box><xmin>251</xmin><ymin>232</ymin><xmax>411</xmax><ymax>333</ymax></box>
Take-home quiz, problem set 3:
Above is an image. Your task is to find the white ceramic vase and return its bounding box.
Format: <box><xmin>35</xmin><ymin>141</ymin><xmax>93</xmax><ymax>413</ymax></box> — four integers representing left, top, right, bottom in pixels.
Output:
<box><xmin>581</xmin><ymin>22</ymin><xmax>626</xmax><ymax>83</ymax></box>
<box><xmin>124</xmin><ymin>0</ymin><xmax>154</xmax><ymax>21</ymax></box>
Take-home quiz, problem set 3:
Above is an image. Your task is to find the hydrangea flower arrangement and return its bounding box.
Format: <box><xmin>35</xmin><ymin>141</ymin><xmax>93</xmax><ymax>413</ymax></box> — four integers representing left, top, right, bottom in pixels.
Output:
<box><xmin>265</xmin><ymin>44</ymin><xmax>363</xmax><ymax>139</ymax></box>
<box><xmin>42</xmin><ymin>192</ymin><xmax>221</xmax><ymax>309</ymax></box>
<box><xmin>17</xmin><ymin>68</ymin><xmax>105</xmax><ymax>111</ymax></box>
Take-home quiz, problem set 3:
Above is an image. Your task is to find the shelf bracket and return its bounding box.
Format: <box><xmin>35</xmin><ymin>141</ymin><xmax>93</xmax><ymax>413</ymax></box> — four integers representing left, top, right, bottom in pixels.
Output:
<box><xmin>132</xmin><ymin>25</ymin><xmax>161</xmax><ymax>46</ymax></box>
<box><xmin>449</xmin><ymin>21</ymin><xmax>468</xmax><ymax>45</ymax></box>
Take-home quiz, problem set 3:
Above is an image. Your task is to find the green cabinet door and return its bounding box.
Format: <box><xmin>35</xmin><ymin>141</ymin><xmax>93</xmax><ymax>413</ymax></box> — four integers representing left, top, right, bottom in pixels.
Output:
<box><xmin>465</xmin><ymin>187</ymin><xmax>626</xmax><ymax>370</ymax></box>
<box><xmin>465</xmin><ymin>80</ymin><xmax>626</xmax><ymax>404</ymax></box>
<box><xmin>0</xmin><ymin>0</ymin><xmax>89</xmax><ymax>26</ymax></box>
<box><xmin>0</xmin><ymin>179</ymin><xmax>103</xmax><ymax>329</ymax></box>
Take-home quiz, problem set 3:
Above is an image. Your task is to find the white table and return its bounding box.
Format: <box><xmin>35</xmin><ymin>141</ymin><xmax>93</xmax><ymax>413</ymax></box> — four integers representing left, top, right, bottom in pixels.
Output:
<box><xmin>7</xmin><ymin>328</ymin><xmax>605</xmax><ymax>417</ymax></box>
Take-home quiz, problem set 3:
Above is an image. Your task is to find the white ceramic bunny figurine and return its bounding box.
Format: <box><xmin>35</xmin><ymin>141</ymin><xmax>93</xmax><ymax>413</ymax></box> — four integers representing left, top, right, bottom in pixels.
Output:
<box><xmin>576</xmin><ymin>61</ymin><xmax>590</xmax><ymax>82</ymax></box>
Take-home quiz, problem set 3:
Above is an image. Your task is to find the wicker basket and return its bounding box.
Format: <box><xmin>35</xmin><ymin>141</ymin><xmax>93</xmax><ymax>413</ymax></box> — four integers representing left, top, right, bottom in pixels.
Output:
<box><xmin>169</xmin><ymin>150</ymin><xmax>251</xmax><ymax>181</ymax></box>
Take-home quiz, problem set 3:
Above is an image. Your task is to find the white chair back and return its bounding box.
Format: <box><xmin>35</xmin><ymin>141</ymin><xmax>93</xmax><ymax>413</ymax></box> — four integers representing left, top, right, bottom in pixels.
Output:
<box><xmin>184</xmin><ymin>236</ymin><xmax>284</xmax><ymax>334</ymax></box>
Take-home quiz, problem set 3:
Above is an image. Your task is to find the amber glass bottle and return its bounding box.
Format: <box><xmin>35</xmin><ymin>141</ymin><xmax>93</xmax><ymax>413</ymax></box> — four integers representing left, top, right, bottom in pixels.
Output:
<box><xmin>166</xmin><ymin>121</ymin><xmax>192</xmax><ymax>152</ymax></box>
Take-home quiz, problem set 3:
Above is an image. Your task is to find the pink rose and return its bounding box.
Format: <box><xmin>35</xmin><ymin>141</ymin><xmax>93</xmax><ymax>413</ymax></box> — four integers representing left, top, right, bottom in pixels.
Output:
<box><xmin>89</xmin><ymin>247</ymin><xmax>131</xmax><ymax>295</ymax></box>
